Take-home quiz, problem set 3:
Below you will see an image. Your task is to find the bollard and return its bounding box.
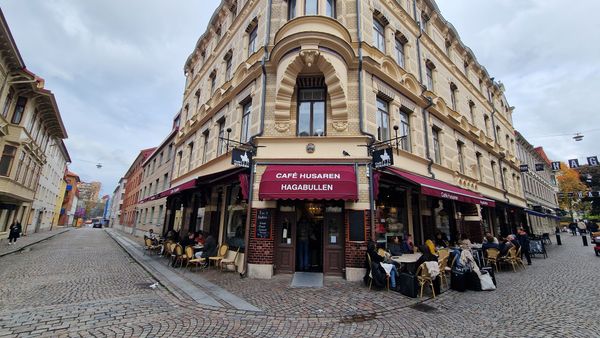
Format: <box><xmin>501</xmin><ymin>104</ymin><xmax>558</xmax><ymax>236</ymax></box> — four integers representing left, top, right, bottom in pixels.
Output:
<box><xmin>556</xmin><ymin>233</ymin><xmax>562</xmax><ymax>245</ymax></box>
<box><xmin>582</xmin><ymin>234</ymin><xmax>588</xmax><ymax>246</ymax></box>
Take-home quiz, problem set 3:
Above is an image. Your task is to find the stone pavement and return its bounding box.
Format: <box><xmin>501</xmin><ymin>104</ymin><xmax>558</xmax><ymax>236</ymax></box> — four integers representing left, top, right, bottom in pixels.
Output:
<box><xmin>0</xmin><ymin>228</ymin><xmax>598</xmax><ymax>337</ymax></box>
<box><xmin>0</xmin><ymin>227</ymin><xmax>69</xmax><ymax>257</ymax></box>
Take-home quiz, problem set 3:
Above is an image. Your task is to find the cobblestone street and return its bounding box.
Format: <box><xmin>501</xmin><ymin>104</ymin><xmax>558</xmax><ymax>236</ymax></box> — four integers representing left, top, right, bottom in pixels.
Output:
<box><xmin>0</xmin><ymin>228</ymin><xmax>598</xmax><ymax>337</ymax></box>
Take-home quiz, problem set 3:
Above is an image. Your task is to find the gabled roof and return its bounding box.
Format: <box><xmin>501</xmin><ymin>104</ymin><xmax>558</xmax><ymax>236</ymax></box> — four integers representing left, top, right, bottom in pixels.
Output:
<box><xmin>534</xmin><ymin>147</ymin><xmax>552</xmax><ymax>165</ymax></box>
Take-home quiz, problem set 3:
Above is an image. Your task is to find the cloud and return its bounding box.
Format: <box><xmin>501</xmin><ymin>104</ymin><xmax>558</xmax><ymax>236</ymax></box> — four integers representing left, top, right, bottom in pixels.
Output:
<box><xmin>2</xmin><ymin>0</ymin><xmax>221</xmax><ymax>195</ymax></box>
<box><xmin>437</xmin><ymin>0</ymin><xmax>600</xmax><ymax>162</ymax></box>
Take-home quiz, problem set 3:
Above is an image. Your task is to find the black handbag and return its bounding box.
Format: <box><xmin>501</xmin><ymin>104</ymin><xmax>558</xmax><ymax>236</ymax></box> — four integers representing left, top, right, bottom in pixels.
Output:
<box><xmin>396</xmin><ymin>272</ymin><xmax>418</xmax><ymax>298</ymax></box>
<box><xmin>450</xmin><ymin>269</ymin><xmax>467</xmax><ymax>292</ymax></box>
<box><xmin>465</xmin><ymin>271</ymin><xmax>482</xmax><ymax>291</ymax></box>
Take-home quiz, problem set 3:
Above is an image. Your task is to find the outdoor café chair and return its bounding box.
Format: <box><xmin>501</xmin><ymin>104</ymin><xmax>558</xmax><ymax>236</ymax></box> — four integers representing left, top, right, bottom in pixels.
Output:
<box><xmin>485</xmin><ymin>248</ymin><xmax>500</xmax><ymax>272</ymax></box>
<box><xmin>144</xmin><ymin>238</ymin><xmax>160</xmax><ymax>255</ymax></box>
<box><xmin>367</xmin><ymin>253</ymin><xmax>389</xmax><ymax>291</ymax></box>
<box><xmin>209</xmin><ymin>244</ymin><xmax>229</xmax><ymax>268</ymax></box>
<box><xmin>186</xmin><ymin>246</ymin><xmax>206</xmax><ymax>271</ymax></box>
<box><xmin>438</xmin><ymin>257</ymin><xmax>449</xmax><ymax>288</ymax></box>
<box><xmin>438</xmin><ymin>248</ymin><xmax>450</xmax><ymax>262</ymax></box>
<box><xmin>499</xmin><ymin>247</ymin><xmax>519</xmax><ymax>272</ymax></box>
<box><xmin>220</xmin><ymin>247</ymin><xmax>240</xmax><ymax>272</ymax></box>
<box><xmin>173</xmin><ymin>244</ymin><xmax>185</xmax><ymax>268</ymax></box>
<box><xmin>514</xmin><ymin>247</ymin><xmax>526</xmax><ymax>269</ymax></box>
<box><xmin>416</xmin><ymin>263</ymin><xmax>435</xmax><ymax>298</ymax></box>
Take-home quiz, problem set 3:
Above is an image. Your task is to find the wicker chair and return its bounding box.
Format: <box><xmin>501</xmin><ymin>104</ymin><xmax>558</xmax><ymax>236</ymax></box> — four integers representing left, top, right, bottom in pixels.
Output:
<box><xmin>438</xmin><ymin>257</ymin><xmax>449</xmax><ymax>288</ymax></box>
<box><xmin>144</xmin><ymin>238</ymin><xmax>160</xmax><ymax>255</ymax></box>
<box><xmin>416</xmin><ymin>263</ymin><xmax>436</xmax><ymax>298</ymax></box>
<box><xmin>172</xmin><ymin>244</ymin><xmax>186</xmax><ymax>268</ymax></box>
<box><xmin>186</xmin><ymin>246</ymin><xmax>206</xmax><ymax>271</ymax></box>
<box><xmin>499</xmin><ymin>247</ymin><xmax>519</xmax><ymax>272</ymax></box>
<box><xmin>485</xmin><ymin>248</ymin><xmax>500</xmax><ymax>272</ymax></box>
<box><xmin>209</xmin><ymin>244</ymin><xmax>229</xmax><ymax>268</ymax></box>
<box><xmin>514</xmin><ymin>247</ymin><xmax>526</xmax><ymax>269</ymax></box>
<box><xmin>220</xmin><ymin>247</ymin><xmax>240</xmax><ymax>272</ymax></box>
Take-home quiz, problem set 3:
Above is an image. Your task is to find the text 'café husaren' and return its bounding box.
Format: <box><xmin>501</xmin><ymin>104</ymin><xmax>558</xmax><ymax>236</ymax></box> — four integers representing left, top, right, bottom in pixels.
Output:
<box><xmin>160</xmin><ymin>0</ymin><xmax>527</xmax><ymax>281</ymax></box>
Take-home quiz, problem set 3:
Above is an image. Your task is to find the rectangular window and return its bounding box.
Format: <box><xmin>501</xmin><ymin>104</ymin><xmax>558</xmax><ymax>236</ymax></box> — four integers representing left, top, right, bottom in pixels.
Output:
<box><xmin>432</xmin><ymin>128</ymin><xmax>441</xmax><ymax>164</ymax></box>
<box><xmin>426</xmin><ymin>65</ymin><xmax>434</xmax><ymax>91</ymax></box>
<box><xmin>159</xmin><ymin>152</ymin><xmax>164</xmax><ymax>165</ymax></box>
<box><xmin>395</xmin><ymin>38</ymin><xmax>405</xmax><ymax>68</ymax></box>
<box><xmin>202</xmin><ymin>131</ymin><xmax>210</xmax><ymax>164</ymax></box>
<box><xmin>469</xmin><ymin>102</ymin><xmax>476</xmax><ymax>124</ymax></box>
<box><xmin>326</xmin><ymin>0</ymin><xmax>335</xmax><ymax>17</ymax></box>
<box><xmin>450</xmin><ymin>83</ymin><xmax>458</xmax><ymax>111</ymax></box>
<box><xmin>163</xmin><ymin>173</ymin><xmax>169</xmax><ymax>190</ymax></box>
<box><xmin>305</xmin><ymin>0</ymin><xmax>318</xmax><ymax>15</ymax></box>
<box><xmin>188</xmin><ymin>142</ymin><xmax>194</xmax><ymax>171</ymax></box>
<box><xmin>373</xmin><ymin>19</ymin><xmax>386</xmax><ymax>52</ymax></box>
<box><xmin>14</xmin><ymin>150</ymin><xmax>25</xmax><ymax>182</ymax></box>
<box><xmin>155</xmin><ymin>179</ymin><xmax>159</xmax><ymax>194</ymax></box>
<box><xmin>217</xmin><ymin>119</ymin><xmax>226</xmax><ymax>156</ymax></box>
<box><xmin>176</xmin><ymin>151</ymin><xmax>183</xmax><ymax>176</ymax></box>
<box><xmin>148</xmin><ymin>184</ymin><xmax>152</xmax><ymax>197</ymax></box>
<box><xmin>2</xmin><ymin>88</ymin><xmax>14</xmax><ymax>118</ymax></box>
<box><xmin>376</xmin><ymin>97</ymin><xmax>390</xmax><ymax>141</ymax></box>
<box><xmin>476</xmin><ymin>152</ymin><xmax>483</xmax><ymax>181</ymax></box>
<box><xmin>0</xmin><ymin>145</ymin><xmax>17</xmax><ymax>177</ymax></box>
<box><xmin>225</xmin><ymin>57</ymin><xmax>232</xmax><ymax>82</ymax></box>
<box><xmin>11</xmin><ymin>96</ymin><xmax>27</xmax><ymax>124</ymax></box>
<box><xmin>248</xmin><ymin>26</ymin><xmax>257</xmax><ymax>55</ymax></box>
<box><xmin>399</xmin><ymin>109</ymin><xmax>411</xmax><ymax>151</ymax></box>
<box><xmin>150</xmin><ymin>207</ymin><xmax>155</xmax><ymax>224</ymax></box>
<box><xmin>241</xmin><ymin>101</ymin><xmax>251</xmax><ymax>143</ymax></box>
<box><xmin>457</xmin><ymin>141</ymin><xmax>465</xmax><ymax>174</ymax></box>
<box><xmin>297</xmin><ymin>88</ymin><xmax>326</xmax><ymax>137</ymax></box>
<box><xmin>210</xmin><ymin>73</ymin><xmax>216</xmax><ymax>93</ymax></box>
<box><xmin>491</xmin><ymin>161</ymin><xmax>497</xmax><ymax>186</ymax></box>
<box><xmin>158</xmin><ymin>205</ymin><xmax>164</xmax><ymax>225</ymax></box>
<box><xmin>288</xmin><ymin>0</ymin><xmax>296</xmax><ymax>19</ymax></box>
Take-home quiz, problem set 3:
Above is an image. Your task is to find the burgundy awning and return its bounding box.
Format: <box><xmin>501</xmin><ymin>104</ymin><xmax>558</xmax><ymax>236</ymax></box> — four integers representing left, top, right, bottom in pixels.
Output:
<box><xmin>259</xmin><ymin>165</ymin><xmax>358</xmax><ymax>200</ymax></box>
<box><xmin>158</xmin><ymin>178</ymin><xmax>198</xmax><ymax>198</ymax></box>
<box><xmin>386</xmin><ymin>167</ymin><xmax>496</xmax><ymax>207</ymax></box>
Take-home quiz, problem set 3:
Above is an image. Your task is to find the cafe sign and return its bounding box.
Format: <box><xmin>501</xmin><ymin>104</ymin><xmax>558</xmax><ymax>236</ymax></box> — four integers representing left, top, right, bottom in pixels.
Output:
<box><xmin>231</xmin><ymin>148</ymin><xmax>252</xmax><ymax>168</ymax></box>
<box><xmin>372</xmin><ymin>147</ymin><xmax>394</xmax><ymax>169</ymax></box>
<box><xmin>258</xmin><ymin>165</ymin><xmax>358</xmax><ymax>200</ymax></box>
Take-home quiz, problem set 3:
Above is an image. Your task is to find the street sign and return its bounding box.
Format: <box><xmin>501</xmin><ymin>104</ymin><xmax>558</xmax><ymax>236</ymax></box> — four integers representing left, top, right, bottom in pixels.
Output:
<box><xmin>372</xmin><ymin>147</ymin><xmax>394</xmax><ymax>168</ymax></box>
<box><xmin>231</xmin><ymin>148</ymin><xmax>251</xmax><ymax>168</ymax></box>
<box><xmin>519</xmin><ymin>164</ymin><xmax>529</xmax><ymax>172</ymax></box>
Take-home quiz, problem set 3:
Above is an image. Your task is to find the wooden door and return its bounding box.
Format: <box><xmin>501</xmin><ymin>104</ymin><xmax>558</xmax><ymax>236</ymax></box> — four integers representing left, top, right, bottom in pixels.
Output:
<box><xmin>323</xmin><ymin>212</ymin><xmax>344</xmax><ymax>275</ymax></box>
<box><xmin>275</xmin><ymin>212</ymin><xmax>296</xmax><ymax>273</ymax></box>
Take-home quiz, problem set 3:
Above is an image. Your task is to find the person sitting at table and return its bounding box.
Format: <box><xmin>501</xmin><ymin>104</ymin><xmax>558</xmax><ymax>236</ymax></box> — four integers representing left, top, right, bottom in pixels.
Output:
<box><xmin>434</xmin><ymin>231</ymin><xmax>449</xmax><ymax>248</ymax></box>
<box><xmin>498</xmin><ymin>237</ymin><xmax>515</xmax><ymax>256</ymax></box>
<box><xmin>482</xmin><ymin>235</ymin><xmax>499</xmax><ymax>251</ymax></box>
<box><xmin>144</xmin><ymin>229</ymin><xmax>157</xmax><ymax>243</ymax></box>
<box><xmin>507</xmin><ymin>234</ymin><xmax>521</xmax><ymax>251</ymax></box>
<box><xmin>194</xmin><ymin>232</ymin><xmax>205</xmax><ymax>245</ymax></box>
<box><xmin>365</xmin><ymin>241</ymin><xmax>397</xmax><ymax>289</ymax></box>
<box><xmin>402</xmin><ymin>234</ymin><xmax>414</xmax><ymax>254</ymax></box>
<box><xmin>181</xmin><ymin>232</ymin><xmax>196</xmax><ymax>248</ymax></box>
<box><xmin>482</xmin><ymin>232</ymin><xmax>499</xmax><ymax>244</ymax></box>
<box><xmin>425</xmin><ymin>239</ymin><xmax>438</xmax><ymax>255</ymax></box>
<box><xmin>413</xmin><ymin>245</ymin><xmax>441</xmax><ymax>294</ymax></box>
<box><xmin>388</xmin><ymin>236</ymin><xmax>404</xmax><ymax>256</ymax></box>
<box><xmin>459</xmin><ymin>234</ymin><xmax>472</xmax><ymax>250</ymax></box>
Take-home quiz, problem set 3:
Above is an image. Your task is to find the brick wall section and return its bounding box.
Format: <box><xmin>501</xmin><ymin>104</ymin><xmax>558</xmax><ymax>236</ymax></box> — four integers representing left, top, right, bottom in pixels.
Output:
<box><xmin>344</xmin><ymin>210</ymin><xmax>371</xmax><ymax>269</ymax></box>
<box><xmin>247</xmin><ymin>208</ymin><xmax>275</xmax><ymax>265</ymax></box>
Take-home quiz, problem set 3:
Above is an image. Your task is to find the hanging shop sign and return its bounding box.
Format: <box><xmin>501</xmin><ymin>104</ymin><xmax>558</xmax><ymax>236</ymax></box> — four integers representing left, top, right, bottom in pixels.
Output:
<box><xmin>568</xmin><ymin>159</ymin><xmax>580</xmax><ymax>169</ymax></box>
<box><xmin>231</xmin><ymin>148</ymin><xmax>252</xmax><ymax>168</ymax></box>
<box><xmin>519</xmin><ymin>164</ymin><xmax>529</xmax><ymax>172</ymax></box>
<box><xmin>588</xmin><ymin>156</ymin><xmax>599</xmax><ymax>166</ymax></box>
<box><xmin>557</xmin><ymin>191</ymin><xmax>600</xmax><ymax>198</ymax></box>
<box><xmin>535</xmin><ymin>163</ymin><xmax>545</xmax><ymax>171</ymax></box>
<box><xmin>551</xmin><ymin>161</ymin><xmax>561</xmax><ymax>171</ymax></box>
<box><xmin>372</xmin><ymin>147</ymin><xmax>394</xmax><ymax>169</ymax></box>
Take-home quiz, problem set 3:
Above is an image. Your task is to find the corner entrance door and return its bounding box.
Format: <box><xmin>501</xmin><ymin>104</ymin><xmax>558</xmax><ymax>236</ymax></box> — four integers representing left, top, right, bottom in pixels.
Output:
<box><xmin>323</xmin><ymin>210</ymin><xmax>344</xmax><ymax>275</ymax></box>
<box><xmin>275</xmin><ymin>212</ymin><xmax>296</xmax><ymax>273</ymax></box>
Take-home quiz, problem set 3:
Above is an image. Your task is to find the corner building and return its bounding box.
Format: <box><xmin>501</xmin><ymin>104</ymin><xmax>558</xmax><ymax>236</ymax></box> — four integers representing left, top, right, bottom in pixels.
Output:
<box><xmin>168</xmin><ymin>0</ymin><xmax>526</xmax><ymax>280</ymax></box>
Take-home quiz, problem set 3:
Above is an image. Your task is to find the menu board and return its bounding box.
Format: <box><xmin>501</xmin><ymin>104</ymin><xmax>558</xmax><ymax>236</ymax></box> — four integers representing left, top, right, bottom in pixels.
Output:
<box><xmin>349</xmin><ymin>210</ymin><xmax>366</xmax><ymax>242</ymax></box>
<box><xmin>255</xmin><ymin>209</ymin><xmax>271</xmax><ymax>239</ymax></box>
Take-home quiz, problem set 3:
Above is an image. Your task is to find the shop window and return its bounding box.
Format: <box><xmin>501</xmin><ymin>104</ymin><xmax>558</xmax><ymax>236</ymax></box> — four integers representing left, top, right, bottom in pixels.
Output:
<box><xmin>375</xmin><ymin>187</ymin><xmax>408</xmax><ymax>250</ymax></box>
<box><xmin>11</xmin><ymin>96</ymin><xmax>27</xmax><ymax>124</ymax></box>
<box><xmin>297</xmin><ymin>87</ymin><xmax>326</xmax><ymax>137</ymax></box>
<box><xmin>376</xmin><ymin>97</ymin><xmax>390</xmax><ymax>141</ymax></box>
<box><xmin>225</xmin><ymin>184</ymin><xmax>247</xmax><ymax>250</ymax></box>
<box><xmin>0</xmin><ymin>145</ymin><xmax>17</xmax><ymax>177</ymax></box>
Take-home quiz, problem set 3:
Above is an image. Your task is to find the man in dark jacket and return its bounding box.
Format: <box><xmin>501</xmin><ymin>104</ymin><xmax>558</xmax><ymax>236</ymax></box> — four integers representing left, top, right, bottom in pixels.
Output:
<box><xmin>517</xmin><ymin>228</ymin><xmax>531</xmax><ymax>265</ymax></box>
<box><xmin>201</xmin><ymin>233</ymin><xmax>217</xmax><ymax>261</ymax></box>
<box><xmin>8</xmin><ymin>221</ymin><xmax>22</xmax><ymax>244</ymax></box>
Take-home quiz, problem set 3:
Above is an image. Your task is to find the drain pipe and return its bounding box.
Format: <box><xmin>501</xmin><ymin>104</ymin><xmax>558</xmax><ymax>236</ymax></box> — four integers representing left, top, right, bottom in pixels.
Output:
<box><xmin>413</xmin><ymin>0</ymin><xmax>435</xmax><ymax>178</ymax></box>
<box><xmin>242</xmin><ymin>0</ymin><xmax>272</xmax><ymax>278</ymax></box>
<box><xmin>356</xmin><ymin>0</ymin><xmax>377</xmax><ymax>240</ymax></box>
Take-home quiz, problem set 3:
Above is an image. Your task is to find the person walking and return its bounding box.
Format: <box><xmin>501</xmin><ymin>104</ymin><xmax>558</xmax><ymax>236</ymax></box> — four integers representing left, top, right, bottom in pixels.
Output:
<box><xmin>517</xmin><ymin>228</ymin><xmax>531</xmax><ymax>265</ymax></box>
<box><xmin>8</xmin><ymin>221</ymin><xmax>22</xmax><ymax>245</ymax></box>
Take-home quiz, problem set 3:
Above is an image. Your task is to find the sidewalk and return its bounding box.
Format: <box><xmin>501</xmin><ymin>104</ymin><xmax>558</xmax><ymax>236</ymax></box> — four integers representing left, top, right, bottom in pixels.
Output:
<box><xmin>0</xmin><ymin>227</ymin><xmax>70</xmax><ymax>257</ymax></box>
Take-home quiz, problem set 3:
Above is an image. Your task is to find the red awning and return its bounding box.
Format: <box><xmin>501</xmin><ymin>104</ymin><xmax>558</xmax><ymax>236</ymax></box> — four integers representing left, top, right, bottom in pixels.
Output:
<box><xmin>386</xmin><ymin>167</ymin><xmax>496</xmax><ymax>207</ymax></box>
<box><xmin>158</xmin><ymin>178</ymin><xmax>198</xmax><ymax>198</ymax></box>
<box><xmin>259</xmin><ymin>165</ymin><xmax>358</xmax><ymax>200</ymax></box>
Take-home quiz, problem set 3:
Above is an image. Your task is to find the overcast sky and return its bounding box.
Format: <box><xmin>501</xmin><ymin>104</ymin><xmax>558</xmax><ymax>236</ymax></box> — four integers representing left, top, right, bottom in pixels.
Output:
<box><xmin>2</xmin><ymin>0</ymin><xmax>598</xmax><ymax>196</ymax></box>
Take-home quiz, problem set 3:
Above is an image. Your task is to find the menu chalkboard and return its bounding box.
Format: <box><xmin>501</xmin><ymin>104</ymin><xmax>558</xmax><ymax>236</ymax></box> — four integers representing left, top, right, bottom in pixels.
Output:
<box><xmin>255</xmin><ymin>209</ymin><xmax>271</xmax><ymax>239</ymax></box>
<box><xmin>349</xmin><ymin>210</ymin><xmax>366</xmax><ymax>242</ymax></box>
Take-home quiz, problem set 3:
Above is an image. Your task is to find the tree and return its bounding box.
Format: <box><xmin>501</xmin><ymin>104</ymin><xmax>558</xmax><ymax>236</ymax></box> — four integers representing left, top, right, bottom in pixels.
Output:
<box><xmin>557</xmin><ymin>162</ymin><xmax>590</xmax><ymax>217</ymax></box>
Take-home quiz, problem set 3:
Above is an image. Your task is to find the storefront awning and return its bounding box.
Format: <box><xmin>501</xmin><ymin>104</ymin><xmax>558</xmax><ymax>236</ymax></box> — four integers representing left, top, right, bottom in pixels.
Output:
<box><xmin>525</xmin><ymin>208</ymin><xmax>558</xmax><ymax>219</ymax></box>
<box><xmin>385</xmin><ymin>167</ymin><xmax>496</xmax><ymax>207</ymax></box>
<box><xmin>259</xmin><ymin>165</ymin><xmax>358</xmax><ymax>200</ymax></box>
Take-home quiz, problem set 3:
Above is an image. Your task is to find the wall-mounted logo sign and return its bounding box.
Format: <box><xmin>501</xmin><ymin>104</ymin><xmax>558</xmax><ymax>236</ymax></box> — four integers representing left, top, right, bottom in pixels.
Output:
<box><xmin>588</xmin><ymin>156</ymin><xmax>599</xmax><ymax>166</ymax></box>
<box><xmin>568</xmin><ymin>159</ymin><xmax>580</xmax><ymax>169</ymax></box>
<box><xmin>231</xmin><ymin>148</ymin><xmax>251</xmax><ymax>168</ymax></box>
<box><xmin>535</xmin><ymin>163</ymin><xmax>545</xmax><ymax>171</ymax></box>
<box><xmin>519</xmin><ymin>164</ymin><xmax>529</xmax><ymax>172</ymax></box>
<box><xmin>372</xmin><ymin>147</ymin><xmax>394</xmax><ymax>168</ymax></box>
<box><xmin>551</xmin><ymin>161</ymin><xmax>561</xmax><ymax>171</ymax></box>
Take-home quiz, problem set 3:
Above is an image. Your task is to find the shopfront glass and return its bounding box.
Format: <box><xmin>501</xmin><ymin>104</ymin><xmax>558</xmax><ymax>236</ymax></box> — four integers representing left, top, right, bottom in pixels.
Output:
<box><xmin>375</xmin><ymin>187</ymin><xmax>408</xmax><ymax>249</ymax></box>
<box><xmin>224</xmin><ymin>184</ymin><xmax>247</xmax><ymax>250</ymax></box>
